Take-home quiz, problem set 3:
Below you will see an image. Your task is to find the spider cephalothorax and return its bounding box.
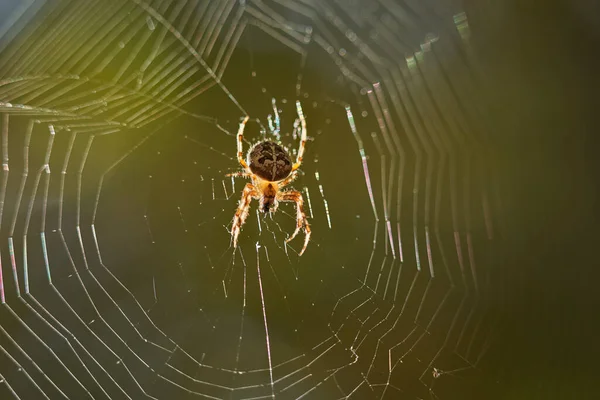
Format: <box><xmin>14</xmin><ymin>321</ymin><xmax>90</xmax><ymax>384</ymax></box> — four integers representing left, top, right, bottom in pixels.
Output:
<box><xmin>227</xmin><ymin>101</ymin><xmax>311</xmax><ymax>255</ymax></box>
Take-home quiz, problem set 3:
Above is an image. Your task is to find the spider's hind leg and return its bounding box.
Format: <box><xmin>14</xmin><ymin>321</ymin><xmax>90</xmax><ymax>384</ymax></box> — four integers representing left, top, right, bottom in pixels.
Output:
<box><xmin>279</xmin><ymin>189</ymin><xmax>311</xmax><ymax>255</ymax></box>
<box><xmin>231</xmin><ymin>183</ymin><xmax>258</xmax><ymax>249</ymax></box>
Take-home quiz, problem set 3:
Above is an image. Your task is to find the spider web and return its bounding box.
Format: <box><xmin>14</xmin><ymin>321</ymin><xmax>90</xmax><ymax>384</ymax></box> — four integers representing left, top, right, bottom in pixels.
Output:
<box><xmin>0</xmin><ymin>0</ymin><xmax>502</xmax><ymax>399</ymax></box>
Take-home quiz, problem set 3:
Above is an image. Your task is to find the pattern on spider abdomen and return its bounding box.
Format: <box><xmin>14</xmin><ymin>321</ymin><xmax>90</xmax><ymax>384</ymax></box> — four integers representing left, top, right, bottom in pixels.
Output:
<box><xmin>247</xmin><ymin>141</ymin><xmax>292</xmax><ymax>181</ymax></box>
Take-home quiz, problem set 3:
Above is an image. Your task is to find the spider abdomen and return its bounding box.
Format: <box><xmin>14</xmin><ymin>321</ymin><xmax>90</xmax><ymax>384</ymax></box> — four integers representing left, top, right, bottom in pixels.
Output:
<box><xmin>247</xmin><ymin>141</ymin><xmax>292</xmax><ymax>181</ymax></box>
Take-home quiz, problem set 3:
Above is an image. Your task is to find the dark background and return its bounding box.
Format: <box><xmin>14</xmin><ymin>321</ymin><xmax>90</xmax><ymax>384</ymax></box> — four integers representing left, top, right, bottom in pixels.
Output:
<box><xmin>467</xmin><ymin>0</ymin><xmax>599</xmax><ymax>398</ymax></box>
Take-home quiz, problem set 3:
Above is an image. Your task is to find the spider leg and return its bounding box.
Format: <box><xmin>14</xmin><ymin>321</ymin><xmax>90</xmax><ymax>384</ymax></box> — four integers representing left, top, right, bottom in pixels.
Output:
<box><xmin>231</xmin><ymin>183</ymin><xmax>258</xmax><ymax>249</ymax></box>
<box><xmin>279</xmin><ymin>190</ymin><xmax>311</xmax><ymax>255</ymax></box>
<box><xmin>277</xmin><ymin>170</ymin><xmax>298</xmax><ymax>188</ymax></box>
<box><xmin>237</xmin><ymin>116</ymin><xmax>250</xmax><ymax>170</ymax></box>
<box><xmin>291</xmin><ymin>101</ymin><xmax>307</xmax><ymax>172</ymax></box>
<box><xmin>226</xmin><ymin>171</ymin><xmax>252</xmax><ymax>178</ymax></box>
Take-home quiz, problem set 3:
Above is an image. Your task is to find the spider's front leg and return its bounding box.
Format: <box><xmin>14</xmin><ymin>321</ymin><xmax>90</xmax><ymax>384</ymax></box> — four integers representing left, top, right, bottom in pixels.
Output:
<box><xmin>279</xmin><ymin>190</ymin><xmax>311</xmax><ymax>255</ymax></box>
<box><xmin>226</xmin><ymin>171</ymin><xmax>252</xmax><ymax>178</ymax></box>
<box><xmin>231</xmin><ymin>183</ymin><xmax>258</xmax><ymax>249</ymax></box>
<box><xmin>292</xmin><ymin>101</ymin><xmax>307</xmax><ymax>172</ymax></box>
<box><xmin>237</xmin><ymin>116</ymin><xmax>250</xmax><ymax>169</ymax></box>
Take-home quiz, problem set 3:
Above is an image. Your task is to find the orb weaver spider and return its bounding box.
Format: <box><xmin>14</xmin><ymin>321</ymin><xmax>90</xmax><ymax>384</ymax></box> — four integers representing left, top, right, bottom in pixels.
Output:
<box><xmin>227</xmin><ymin>101</ymin><xmax>311</xmax><ymax>255</ymax></box>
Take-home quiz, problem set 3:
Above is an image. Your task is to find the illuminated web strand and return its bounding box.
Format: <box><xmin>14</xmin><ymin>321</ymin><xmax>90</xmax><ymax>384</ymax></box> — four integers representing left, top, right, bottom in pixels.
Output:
<box><xmin>369</xmin><ymin>269</ymin><xmax>423</xmax><ymax>387</ymax></box>
<box><xmin>391</xmin><ymin>329</ymin><xmax>429</xmax><ymax>373</ymax></box>
<box><xmin>24</xmin><ymin>292</ymin><xmax>126</xmax><ymax>399</ymax></box>
<box><xmin>8</xmin><ymin>120</ymin><xmax>34</xmax><ymax>244</ymax></box>
<box><xmin>357</xmin><ymin>220</ymin><xmax>378</xmax><ymax>285</ymax></box>
<box><xmin>382</xmin><ymin>258</ymin><xmax>397</xmax><ymax>301</ymax></box>
<box><xmin>455</xmin><ymin>295</ymin><xmax>479</xmax><ymax>353</ymax></box>
<box><xmin>221</xmin><ymin>179</ymin><xmax>230</xmax><ymax>199</ymax></box>
<box><xmin>1</xmin><ymin>76</ymin><xmax>217</xmax><ymax>123</ymax></box>
<box><xmin>4</xmin><ymin>4</ymin><xmax>225</xmax><ymax>127</ymax></box>
<box><xmin>40</xmin><ymin>124</ymin><xmax>55</xmax><ymax>234</ymax></box>
<box><xmin>295</xmin><ymin>367</ymin><xmax>339</xmax><ymax>400</ymax></box>
<box><xmin>261</xmin><ymin>246</ymin><xmax>292</xmax><ymax>314</ymax></box>
<box><xmin>281</xmin><ymin>373</ymin><xmax>312</xmax><ymax>393</ymax></box>
<box><xmin>248</xmin><ymin>15</ymin><xmax>307</xmax><ymax>59</ymax></box>
<box><xmin>367</xmin><ymin>87</ymin><xmax>397</xmax><ymax>259</ymax></box>
<box><xmin>268</xmin><ymin>97</ymin><xmax>281</xmax><ymax>140</ymax></box>
<box><xmin>91</xmin><ymin>120</ymin><xmax>170</xmax><ymax>224</ymax></box>
<box><xmin>213</xmin><ymin>4</ymin><xmax>246</xmax><ymax>74</ymax></box>
<box><xmin>387</xmin><ymin>66</ymin><xmax>429</xmax><ymax>269</ymax></box>
<box><xmin>465</xmin><ymin>302</ymin><xmax>491</xmax><ymax>362</ymax></box>
<box><xmin>130</xmin><ymin>0</ymin><xmax>248</xmax><ymax>116</ymax></box>
<box><xmin>345</xmin><ymin>105</ymin><xmax>378</xmax><ymax>220</ymax></box>
<box><xmin>348</xmin><ymin>300</ymin><xmax>380</xmax><ymax>352</ymax></box>
<box><xmin>272</xmin><ymin>97</ymin><xmax>281</xmax><ymax>134</ymax></box>
<box><xmin>26</xmin><ymin>1</ymin><xmax>113</xmax><ymax>74</ymax></box>
<box><xmin>0</xmin><ymin>373</ymin><xmax>19</xmax><ymax>399</ymax></box>
<box><xmin>303</xmin><ymin>186</ymin><xmax>314</xmax><ymax>219</ymax></box>
<box><xmin>54</xmin><ymin>226</ymin><xmax>158</xmax><ymax>398</ymax></box>
<box><xmin>21</xmin><ymin>237</ymin><xmax>29</xmax><ymax>294</ymax></box>
<box><xmin>0</xmin><ymin>343</ymin><xmax>49</xmax><ymax>399</ymax></box>
<box><xmin>331</xmin><ymin>289</ymin><xmax>373</xmax><ymax>337</ymax></box>
<box><xmin>371</xmin><ymin>254</ymin><xmax>388</xmax><ymax>295</ymax></box>
<box><xmin>255</xmin><ymin>243</ymin><xmax>275</xmax><ymax>397</ymax></box>
<box><xmin>232</xmin><ymin>256</ymin><xmax>247</xmax><ymax>381</ymax></box>
<box><xmin>410</xmin><ymin>49</ymin><xmax>465</xmax><ymax>281</ymax></box>
<box><xmin>424</xmin><ymin>33</ymin><xmax>487</xmax><ymax>299</ymax></box>
<box><xmin>57</xmin><ymin>131</ymin><xmax>76</xmax><ymax>230</ymax></box>
<box><xmin>41</xmin><ymin>267</ymin><xmax>161</xmax><ymax>399</ymax></box>
<box><xmin>373</xmin><ymin>80</ymin><xmax>408</xmax><ymax>264</ymax></box>
<box><xmin>410</xmin><ymin>58</ymin><xmax>449</xmax><ymax>274</ymax></box>
<box><xmin>395</xmin><ymin>57</ymin><xmax>446</xmax><ymax>325</ymax></box>
<box><xmin>0</xmin><ymin>253</ymin><xmax>4</xmax><ymax>302</ymax></box>
<box><xmin>53</xmin><ymin>4</ymin><xmax>128</xmax><ymax>76</ymax></box>
<box><xmin>465</xmin><ymin>172</ymin><xmax>480</xmax><ymax>293</ymax></box>
<box><xmin>0</xmin><ymin>115</ymin><xmax>9</xmax><ymax>301</ymax></box>
<box><xmin>7</xmin><ymin>238</ymin><xmax>19</xmax><ymax>298</ymax></box>
<box><xmin>91</xmin><ymin>224</ymin><xmax>196</xmax><ymax>363</ymax></box>
<box><xmin>19</xmin><ymin>294</ymin><xmax>110</xmax><ymax>397</ymax></box>
<box><xmin>72</xmin><ymin>139</ymin><xmax>169</xmax><ymax>351</ymax></box>
<box><xmin>197</xmin><ymin>0</ymin><xmax>233</xmax><ymax>58</ymax></box>
<box><xmin>0</xmin><ymin>312</ymin><xmax>71</xmax><ymax>399</ymax></box>
<box><xmin>0</xmin><ymin>114</ymin><xmax>8</xmax><ymax>226</ymax></box>
<box><xmin>250</xmin><ymin>0</ymin><xmax>310</xmax><ymax>39</ymax></box>
<box><xmin>455</xmin><ymin>12</ymin><xmax>501</xmax><ymax>240</ymax></box>
<box><xmin>68</xmin><ymin>147</ymin><xmax>217</xmax><ymax>396</ymax></box>
<box><xmin>263</xmin><ymin>216</ymin><xmax>292</xmax><ymax>258</ymax></box>
<box><xmin>12</xmin><ymin>6</ymin><xmax>151</xmax><ymax>398</ymax></box>
<box><xmin>411</xmin><ymin>47</ymin><xmax>470</xmax><ymax>296</ymax></box>
<box><xmin>370</xmin><ymin>129</ymin><xmax>393</xmax><ymax>261</ymax></box>
<box><xmin>19</xmin><ymin>125</ymin><xmax>55</xmax><ymax>286</ymax></box>
<box><xmin>314</xmin><ymin>172</ymin><xmax>331</xmax><ymax>229</ymax></box>
<box><xmin>41</xmin><ymin>130</ymin><xmax>55</xmax><ymax>284</ymax></box>
<box><xmin>64</xmin><ymin>252</ymin><xmax>189</xmax><ymax>392</ymax></box>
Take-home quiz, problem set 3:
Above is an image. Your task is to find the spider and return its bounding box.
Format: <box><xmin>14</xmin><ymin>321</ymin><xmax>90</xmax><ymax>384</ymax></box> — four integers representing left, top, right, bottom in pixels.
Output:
<box><xmin>227</xmin><ymin>101</ymin><xmax>311</xmax><ymax>255</ymax></box>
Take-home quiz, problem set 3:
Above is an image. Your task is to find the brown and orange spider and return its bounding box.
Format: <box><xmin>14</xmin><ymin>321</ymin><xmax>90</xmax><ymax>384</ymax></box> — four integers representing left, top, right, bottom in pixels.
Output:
<box><xmin>227</xmin><ymin>101</ymin><xmax>311</xmax><ymax>255</ymax></box>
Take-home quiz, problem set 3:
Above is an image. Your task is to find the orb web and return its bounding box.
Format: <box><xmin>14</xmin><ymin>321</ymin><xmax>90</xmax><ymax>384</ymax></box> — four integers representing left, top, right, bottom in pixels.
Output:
<box><xmin>0</xmin><ymin>1</ymin><xmax>501</xmax><ymax>399</ymax></box>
